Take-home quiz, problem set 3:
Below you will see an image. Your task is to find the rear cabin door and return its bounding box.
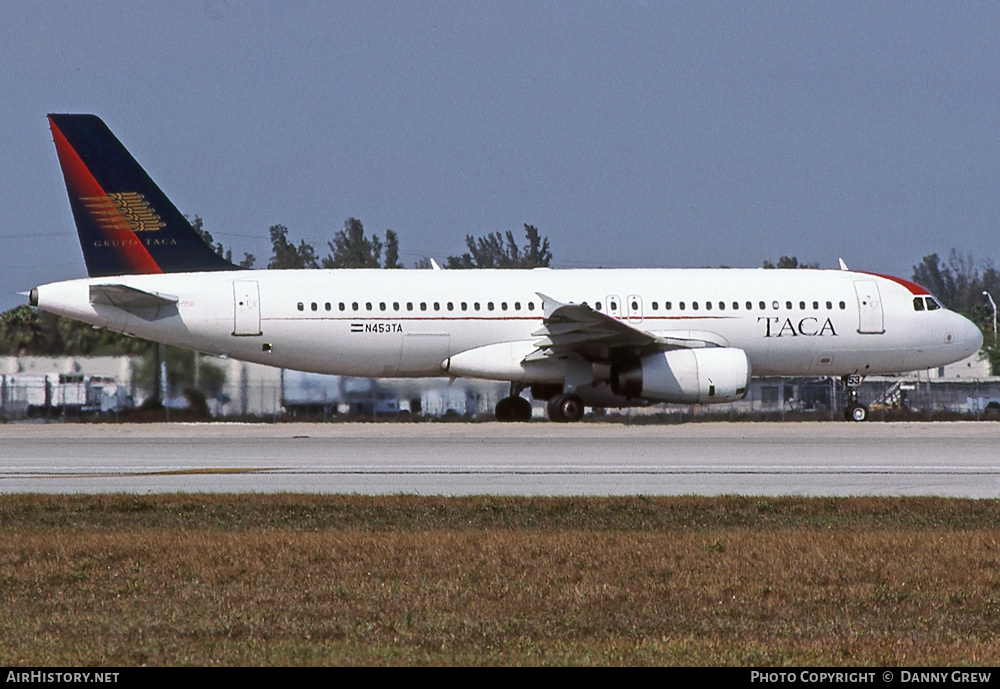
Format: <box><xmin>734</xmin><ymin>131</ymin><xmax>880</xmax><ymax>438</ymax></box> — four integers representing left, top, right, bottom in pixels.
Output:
<box><xmin>233</xmin><ymin>280</ymin><xmax>262</xmax><ymax>336</ymax></box>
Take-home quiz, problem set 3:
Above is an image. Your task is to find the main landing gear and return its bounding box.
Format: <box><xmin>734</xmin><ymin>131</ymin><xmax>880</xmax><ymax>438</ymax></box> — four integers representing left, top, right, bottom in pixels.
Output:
<box><xmin>494</xmin><ymin>385</ymin><xmax>587</xmax><ymax>423</ymax></box>
<box><xmin>494</xmin><ymin>384</ymin><xmax>533</xmax><ymax>422</ymax></box>
<box><xmin>528</xmin><ymin>382</ymin><xmax>585</xmax><ymax>423</ymax></box>
<box><xmin>546</xmin><ymin>393</ymin><xmax>584</xmax><ymax>423</ymax></box>
<box><xmin>843</xmin><ymin>374</ymin><xmax>868</xmax><ymax>422</ymax></box>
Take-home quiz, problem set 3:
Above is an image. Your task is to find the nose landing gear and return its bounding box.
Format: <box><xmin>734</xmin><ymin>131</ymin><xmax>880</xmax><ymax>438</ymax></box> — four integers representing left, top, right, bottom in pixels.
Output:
<box><xmin>843</xmin><ymin>375</ymin><xmax>869</xmax><ymax>422</ymax></box>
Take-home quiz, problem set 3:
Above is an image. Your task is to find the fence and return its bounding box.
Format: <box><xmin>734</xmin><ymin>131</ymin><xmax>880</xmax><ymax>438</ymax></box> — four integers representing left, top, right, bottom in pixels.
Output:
<box><xmin>3</xmin><ymin>374</ymin><xmax>999</xmax><ymax>422</ymax></box>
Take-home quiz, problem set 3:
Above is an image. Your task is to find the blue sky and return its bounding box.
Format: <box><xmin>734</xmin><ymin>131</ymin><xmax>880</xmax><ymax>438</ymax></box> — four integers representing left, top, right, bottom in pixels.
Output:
<box><xmin>1</xmin><ymin>1</ymin><xmax>998</xmax><ymax>312</ymax></box>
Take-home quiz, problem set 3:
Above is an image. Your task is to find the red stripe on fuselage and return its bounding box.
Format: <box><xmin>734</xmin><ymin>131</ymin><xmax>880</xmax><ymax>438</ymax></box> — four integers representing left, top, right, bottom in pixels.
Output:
<box><xmin>49</xmin><ymin>117</ymin><xmax>162</xmax><ymax>275</ymax></box>
<box><xmin>860</xmin><ymin>271</ymin><xmax>930</xmax><ymax>296</ymax></box>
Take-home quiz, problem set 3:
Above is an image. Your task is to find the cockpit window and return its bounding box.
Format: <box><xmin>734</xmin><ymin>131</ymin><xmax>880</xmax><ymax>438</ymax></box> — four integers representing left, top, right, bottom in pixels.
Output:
<box><xmin>913</xmin><ymin>297</ymin><xmax>925</xmax><ymax>311</ymax></box>
<box><xmin>926</xmin><ymin>297</ymin><xmax>941</xmax><ymax>311</ymax></box>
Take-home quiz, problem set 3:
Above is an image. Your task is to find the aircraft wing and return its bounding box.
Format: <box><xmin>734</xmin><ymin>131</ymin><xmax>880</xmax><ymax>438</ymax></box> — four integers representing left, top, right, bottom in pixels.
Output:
<box><xmin>529</xmin><ymin>293</ymin><xmax>726</xmax><ymax>361</ymax></box>
<box><xmin>89</xmin><ymin>284</ymin><xmax>178</xmax><ymax>319</ymax></box>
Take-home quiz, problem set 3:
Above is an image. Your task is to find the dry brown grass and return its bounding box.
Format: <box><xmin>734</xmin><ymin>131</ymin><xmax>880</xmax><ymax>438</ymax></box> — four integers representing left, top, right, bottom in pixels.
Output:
<box><xmin>1</xmin><ymin>495</ymin><xmax>998</xmax><ymax>666</ymax></box>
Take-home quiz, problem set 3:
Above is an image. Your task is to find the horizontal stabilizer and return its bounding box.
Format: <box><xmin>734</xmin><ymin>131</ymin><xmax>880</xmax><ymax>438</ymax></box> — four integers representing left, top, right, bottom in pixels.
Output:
<box><xmin>89</xmin><ymin>284</ymin><xmax>178</xmax><ymax>319</ymax></box>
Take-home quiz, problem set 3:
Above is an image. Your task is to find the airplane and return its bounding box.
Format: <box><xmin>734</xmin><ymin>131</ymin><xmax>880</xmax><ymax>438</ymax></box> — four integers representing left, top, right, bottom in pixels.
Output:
<box><xmin>30</xmin><ymin>114</ymin><xmax>983</xmax><ymax>422</ymax></box>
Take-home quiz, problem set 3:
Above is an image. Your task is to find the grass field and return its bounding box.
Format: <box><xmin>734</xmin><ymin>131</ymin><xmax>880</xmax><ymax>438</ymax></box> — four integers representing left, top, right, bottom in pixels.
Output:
<box><xmin>1</xmin><ymin>494</ymin><xmax>999</xmax><ymax>666</ymax></box>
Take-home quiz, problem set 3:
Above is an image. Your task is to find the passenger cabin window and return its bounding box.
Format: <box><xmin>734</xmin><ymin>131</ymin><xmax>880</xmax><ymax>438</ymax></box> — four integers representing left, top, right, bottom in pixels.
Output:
<box><xmin>297</xmin><ymin>302</ymin><xmax>304</xmax><ymax>311</ymax></box>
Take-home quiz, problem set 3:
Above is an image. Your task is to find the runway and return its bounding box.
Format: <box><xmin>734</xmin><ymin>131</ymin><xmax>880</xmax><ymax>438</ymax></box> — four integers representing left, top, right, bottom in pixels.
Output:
<box><xmin>0</xmin><ymin>421</ymin><xmax>997</xmax><ymax>496</ymax></box>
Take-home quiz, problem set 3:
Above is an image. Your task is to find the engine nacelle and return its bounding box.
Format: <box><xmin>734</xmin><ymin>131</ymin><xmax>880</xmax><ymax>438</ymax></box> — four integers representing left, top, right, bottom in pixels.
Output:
<box><xmin>610</xmin><ymin>348</ymin><xmax>751</xmax><ymax>403</ymax></box>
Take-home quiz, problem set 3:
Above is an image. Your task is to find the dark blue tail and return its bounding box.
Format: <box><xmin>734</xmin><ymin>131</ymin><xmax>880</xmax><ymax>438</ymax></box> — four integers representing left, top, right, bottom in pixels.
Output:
<box><xmin>48</xmin><ymin>114</ymin><xmax>238</xmax><ymax>276</ymax></box>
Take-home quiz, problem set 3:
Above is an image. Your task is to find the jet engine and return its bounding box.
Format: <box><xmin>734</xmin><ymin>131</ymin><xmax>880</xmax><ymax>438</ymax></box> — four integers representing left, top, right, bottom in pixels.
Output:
<box><xmin>610</xmin><ymin>347</ymin><xmax>751</xmax><ymax>403</ymax></box>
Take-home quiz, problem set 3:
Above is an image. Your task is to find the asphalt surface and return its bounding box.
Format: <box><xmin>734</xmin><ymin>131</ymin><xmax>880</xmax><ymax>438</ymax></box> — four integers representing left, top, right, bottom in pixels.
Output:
<box><xmin>0</xmin><ymin>421</ymin><xmax>997</xmax><ymax>496</ymax></box>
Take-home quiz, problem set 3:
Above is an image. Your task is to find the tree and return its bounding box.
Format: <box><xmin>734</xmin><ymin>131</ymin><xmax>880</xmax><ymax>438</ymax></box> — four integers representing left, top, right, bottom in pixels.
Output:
<box><xmin>189</xmin><ymin>215</ymin><xmax>255</xmax><ymax>268</ymax></box>
<box><xmin>0</xmin><ymin>306</ymin><xmax>148</xmax><ymax>356</ymax></box>
<box><xmin>521</xmin><ymin>225</ymin><xmax>552</xmax><ymax>268</ymax></box>
<box><xmin>912</xmin><ymin>249</ymin><xmax>1000</xmax><ymax>374</ymax></box>
<box><xmin>762</xmin><ymin>256</ymin><xmax>819</xmax><ymax>269</ymax></box>
<box><xmin>267</xmin><ymin>225</ymin><xmax>319</xmax><ymax>269</ymax></box>
<box><xmin>911</xmin><ymin>249</ymin><xmax>1000</xmax><ymax>317</ymax></box>
<box><xmin>446</xmin><ymin>224</ymin><xmax>553</xmax><ymax>269</ymax></box>
<box><xmin>383</xmin><ymin>229</ymin><xmax>402</xmax><ymax>269</ymax></box>
<box><xmin>323</xmin><ymin>218</ymin><xmax>382</xmax><ymax>268</ymax></box>
<box><xmin>132</xmin><ymin>345</ymin><xmax>226</xmax><ymax>401</ymax></box>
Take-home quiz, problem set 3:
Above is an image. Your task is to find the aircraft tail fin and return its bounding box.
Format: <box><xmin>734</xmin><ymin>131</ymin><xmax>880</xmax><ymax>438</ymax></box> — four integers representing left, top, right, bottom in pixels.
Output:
<box><xmin>47</xmin><ymin>114</ymin><xmax>238</xmax><ymax>277</ymax></box>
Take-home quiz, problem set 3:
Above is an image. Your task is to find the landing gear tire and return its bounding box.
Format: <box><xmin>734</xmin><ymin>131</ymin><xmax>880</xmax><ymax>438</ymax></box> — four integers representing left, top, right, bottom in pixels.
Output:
<box><xmin>547</xmin><ymin>394</ymin><xmax>584</xmax><ymax>423</ymax></box>
<box><xmin>842</xmin><ymin>375</ymin><xmax>867</xmax><ymax>423</ymax></box>
<box><xmin>495</xmin><ymin>396</ymin><xmax>532</xmax><ymax>422</ymax></box>
<box><xmin>845</xmin><ymin>403</ymin><xmax>868</xmax><ymax>422</ymax></box>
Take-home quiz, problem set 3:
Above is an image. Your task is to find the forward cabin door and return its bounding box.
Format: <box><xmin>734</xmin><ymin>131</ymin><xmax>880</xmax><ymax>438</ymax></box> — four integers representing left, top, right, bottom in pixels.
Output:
<box><xmin>853</xmin><ymin>280</ymin><xmax>885</xmax><ymax>334</ymax></box>
<box><xmin>233</xmin><ymin>280</ymin><xmax>262</xmax><ymax>336</ymax></box>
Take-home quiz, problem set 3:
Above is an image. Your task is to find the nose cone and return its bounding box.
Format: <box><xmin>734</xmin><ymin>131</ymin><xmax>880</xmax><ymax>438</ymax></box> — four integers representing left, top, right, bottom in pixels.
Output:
<box><xmin>954</xmin><ymin>313</ymin><xmax>984</xmax><ymax>357</ymax></box>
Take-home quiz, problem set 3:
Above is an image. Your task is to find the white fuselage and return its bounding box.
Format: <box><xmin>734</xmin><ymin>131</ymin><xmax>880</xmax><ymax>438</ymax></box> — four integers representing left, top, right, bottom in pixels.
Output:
<box><xmin>33</xmin><ymin>267</ymin><xmax>983</xmax><ymax>387</ymax></box>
